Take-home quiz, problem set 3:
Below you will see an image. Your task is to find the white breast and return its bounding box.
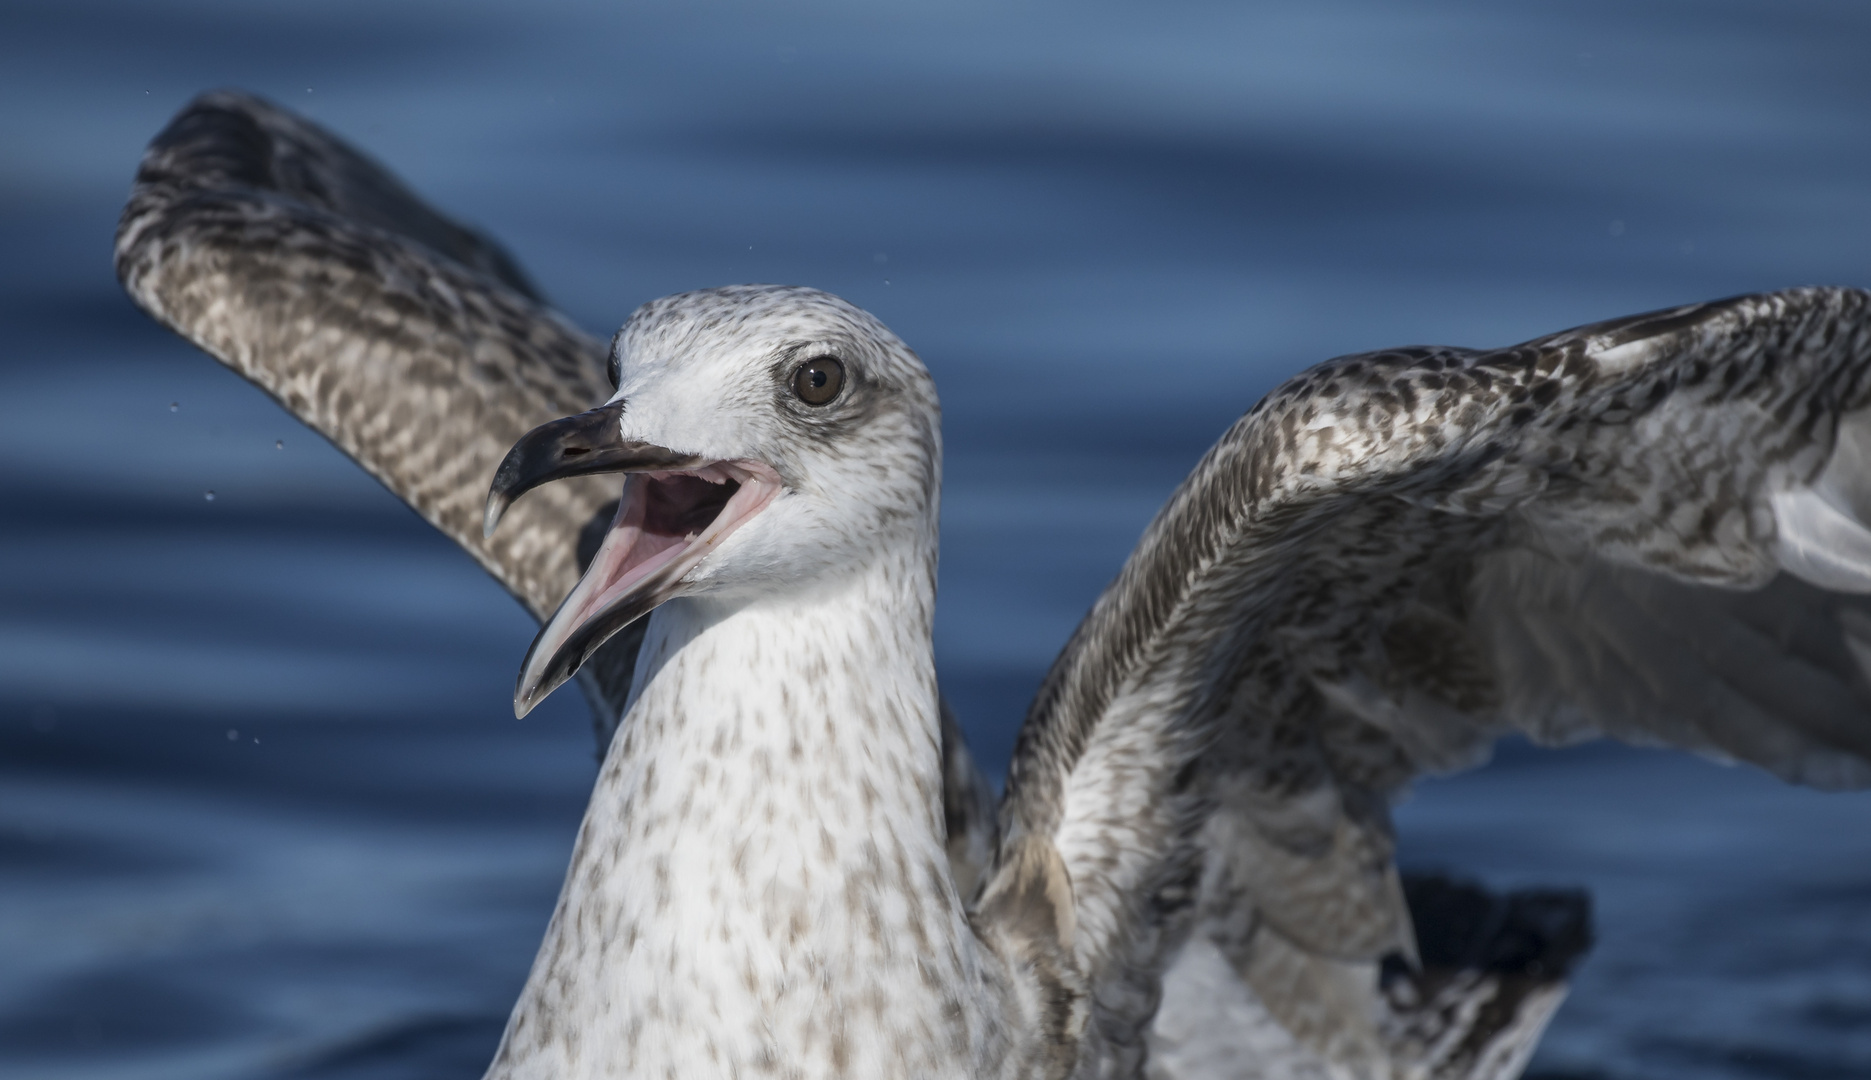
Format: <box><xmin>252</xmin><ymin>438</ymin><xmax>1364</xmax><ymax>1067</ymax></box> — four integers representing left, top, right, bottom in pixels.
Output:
<box><xmin>483</xmin><ymin>552</ymin><xmax>1011</xmax><ymax>1080</ymax></box>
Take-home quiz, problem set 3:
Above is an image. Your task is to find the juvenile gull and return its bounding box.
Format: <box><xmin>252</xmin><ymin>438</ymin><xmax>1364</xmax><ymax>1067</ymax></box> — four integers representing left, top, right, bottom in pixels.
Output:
<box><xmin>118</xmin><ymin>91</ymin><xmax>1871</xmax><ymax>1079</ymax></box>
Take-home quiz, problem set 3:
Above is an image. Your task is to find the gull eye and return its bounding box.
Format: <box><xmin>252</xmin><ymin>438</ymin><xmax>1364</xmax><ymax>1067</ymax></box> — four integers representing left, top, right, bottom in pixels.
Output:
<box><xmin>606</xmin><ymin>350</ymin><xmax>621</xmax><ymax>391</ymax></box>
<box><xmin>792</xmin><ymin>356</ymin><xmax>845</xmax><ymax>406</ymax></box>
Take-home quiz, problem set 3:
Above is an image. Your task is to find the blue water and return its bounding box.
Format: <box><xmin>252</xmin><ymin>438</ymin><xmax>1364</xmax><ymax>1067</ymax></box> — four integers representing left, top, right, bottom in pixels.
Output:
<box><xmin>5</xmin><ymin>1</ymin><xmax>1871</xmax><ymax>1077</ymax></box>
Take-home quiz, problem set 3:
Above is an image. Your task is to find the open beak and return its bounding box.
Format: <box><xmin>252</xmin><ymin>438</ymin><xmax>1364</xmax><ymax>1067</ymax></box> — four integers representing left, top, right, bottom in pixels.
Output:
<box><xmin>486</xmin><ymin>401</ymin><xmax>782</xmax><ymax>717</ymax></box>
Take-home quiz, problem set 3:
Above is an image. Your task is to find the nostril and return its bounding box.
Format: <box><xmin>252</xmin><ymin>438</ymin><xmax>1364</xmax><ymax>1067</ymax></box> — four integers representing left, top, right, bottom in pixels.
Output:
<box><xmin>563</xmin><ymin>447</ymin><xmax>591</xmax><ymax>457</ymax></box>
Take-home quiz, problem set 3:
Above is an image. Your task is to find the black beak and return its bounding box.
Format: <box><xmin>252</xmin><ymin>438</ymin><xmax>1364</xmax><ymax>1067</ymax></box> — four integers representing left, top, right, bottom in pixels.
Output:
<box><xmin>483</xmin><ymin>401</ymin><xmax>702</xmax><ymax>537</ymax></box>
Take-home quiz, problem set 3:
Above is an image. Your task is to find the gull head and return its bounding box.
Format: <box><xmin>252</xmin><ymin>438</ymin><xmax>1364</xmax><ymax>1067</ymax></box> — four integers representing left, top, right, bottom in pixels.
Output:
<box><xmin>485</xmin><ymin>284</ymin><xmax>940</xmax><ymax>716</ymax></box>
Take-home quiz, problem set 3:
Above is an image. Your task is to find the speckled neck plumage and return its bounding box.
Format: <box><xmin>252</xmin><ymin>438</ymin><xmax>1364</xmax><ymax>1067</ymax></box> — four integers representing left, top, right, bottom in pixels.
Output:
<box><xmin>486</xmin><ymin>542</ymin><xmax>1004</xmax><ymax>1079</ymax></box>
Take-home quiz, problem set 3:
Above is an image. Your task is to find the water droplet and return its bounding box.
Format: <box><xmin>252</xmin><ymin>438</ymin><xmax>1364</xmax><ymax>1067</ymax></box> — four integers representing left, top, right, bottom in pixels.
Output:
<box><xmin>204</xmin><ymin>490</ymin><xmax>216</xmax><ymax>501</ymax></box>
<box><xmin>253</xmin><ymin>736</ymin><xmax>261</xmax><ymax>745</ymax></box>
<box><xmin>226</xmin><ymin>729</ymin><xmax>239</xmax><ymax>741</ymax></box>
<box><xmin>170</xmin><ymin>402</ymin><xmax>179</xmax><ymax>412</ymax></box>
<box><xmin>883</xmin><ymin>279</ymin><xmax>891</xmax><ymax>286</ymax></box>
<box><xmin>275</xmin><ymin>440</ymin><xmax>284</xmax><ymax>450</ymax></box>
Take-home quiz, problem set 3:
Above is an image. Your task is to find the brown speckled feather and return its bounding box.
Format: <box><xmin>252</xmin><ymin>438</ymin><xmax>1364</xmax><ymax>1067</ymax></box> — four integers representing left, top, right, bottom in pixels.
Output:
<box><xmin>990</xmin><ymin>286</ymin><xmax>1871</xmax><ymax>1075</ymax></box>
<box><xmin>112</xmin><ymin>90</ymin><xmax>645</xmax><ymax>737</ymax></box>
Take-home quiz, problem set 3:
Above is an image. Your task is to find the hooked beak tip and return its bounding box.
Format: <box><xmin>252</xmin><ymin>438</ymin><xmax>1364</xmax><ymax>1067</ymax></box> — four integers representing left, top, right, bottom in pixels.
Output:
<box><xmin>483</xmin><ymin>494</ymin><xmax>508</xmax><ymax>540</ymax></box>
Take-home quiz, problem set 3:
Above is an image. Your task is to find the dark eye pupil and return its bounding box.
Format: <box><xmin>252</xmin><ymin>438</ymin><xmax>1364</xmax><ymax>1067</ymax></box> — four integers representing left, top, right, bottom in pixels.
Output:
<box><xmin>793</xmin><ymin>356</ymin><xmax>845</xmax><ymax>405</ymax></box>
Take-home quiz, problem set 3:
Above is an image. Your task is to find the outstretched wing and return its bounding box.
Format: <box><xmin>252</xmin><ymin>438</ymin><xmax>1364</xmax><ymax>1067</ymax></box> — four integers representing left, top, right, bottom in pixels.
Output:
<box><xmin>978</xmin><ymin>287</ymin><xmax>1871</xmax><ymax>1074</ymax></box>
<box><xmin>114</xmin><ymin>92</ymin><xmax>1006</xmax><ymax>884</ymax></box>
<box><xmin>115</xmin><ymin>89</ymin><xmax>642</xmax><ymax>733</ymax></box>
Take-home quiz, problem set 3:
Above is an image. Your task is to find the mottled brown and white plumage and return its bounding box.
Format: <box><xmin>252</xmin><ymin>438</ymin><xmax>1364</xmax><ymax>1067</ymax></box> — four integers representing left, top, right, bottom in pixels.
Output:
<box><xmin>117</xmin><ymin>90</ymin><xmax>1871</xmax><ymax>1080</ymax></box>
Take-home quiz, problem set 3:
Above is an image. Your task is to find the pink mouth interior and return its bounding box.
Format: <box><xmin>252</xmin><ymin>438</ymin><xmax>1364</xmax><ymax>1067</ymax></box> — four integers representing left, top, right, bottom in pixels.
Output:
<box><xmin>554</xmin><ymin>461</ymin><xmax>780</xmax><ymax>638</ymax></box>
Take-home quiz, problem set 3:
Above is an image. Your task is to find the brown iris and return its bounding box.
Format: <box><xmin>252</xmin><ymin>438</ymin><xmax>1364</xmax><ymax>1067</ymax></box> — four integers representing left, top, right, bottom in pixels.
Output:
<box><xmin>792</xmin><ymin>356</ymin><xmax>845</xmax><ymax>405</ymax></box>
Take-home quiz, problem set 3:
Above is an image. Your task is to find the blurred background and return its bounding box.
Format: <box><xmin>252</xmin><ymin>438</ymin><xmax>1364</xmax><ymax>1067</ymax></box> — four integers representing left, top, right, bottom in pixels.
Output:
<box><xmin>4</xmin><ymin>1</ymin><xmax>1871</xmax><ymax>1077</ymax></box>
